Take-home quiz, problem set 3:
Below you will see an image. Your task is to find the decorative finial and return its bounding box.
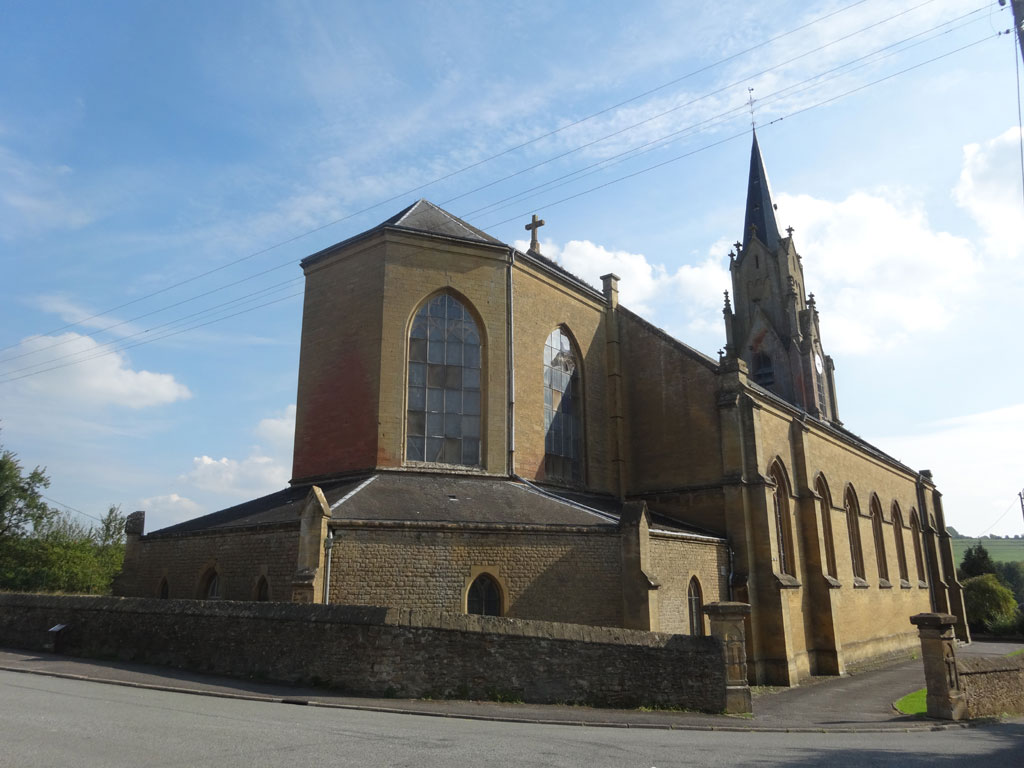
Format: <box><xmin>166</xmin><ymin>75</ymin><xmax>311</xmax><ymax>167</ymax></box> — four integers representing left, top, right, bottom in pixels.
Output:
<box><xmin>786</xmin><ymin>225</ymin><xmax>794</xmax><ymax>237</ymax></box>
<box><xmin>747</xmin><ymin>87</ymin><xmax>756</xmax><ymax>130</ymax></box>
<box><xmin>808</xmin><ymin>292</ymin><xmax>816</xmax><ymax>309</ymax></box>
<box><xmin>734</xmin><ymin>241</ymin><xmax>742</xmax><ymax>254</ymax></box>
<box><xmin>723</xmin><ymin>290</ymin><xmax>732</xmax><ymax>311</ymax></box>
<box><xmin>525</xmin><ymin>214</ymin><xmax>545</xmax><ymax>254</ymax></box>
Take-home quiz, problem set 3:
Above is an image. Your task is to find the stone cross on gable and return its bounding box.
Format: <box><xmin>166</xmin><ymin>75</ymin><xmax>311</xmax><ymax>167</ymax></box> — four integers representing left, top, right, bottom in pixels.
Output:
<box><xmin>525</xmin><ymin>214</ymin><xmax>545</xmax><ymax>254</ymax></box>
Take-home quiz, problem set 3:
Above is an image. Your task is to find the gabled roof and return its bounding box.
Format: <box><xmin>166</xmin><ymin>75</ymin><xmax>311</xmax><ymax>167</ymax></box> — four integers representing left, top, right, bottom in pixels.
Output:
<box><xmin>382</xmin><ymin>199</ymin><xmax>504</xmax><ymax>245</ymax></box>
<box><xmin>742</xmin><ymin>131</ymin><xmax>782</xmax><ymax>252</ymax></box>
<box><xmin>143</xmin><ymin>472</ymin><xmax>723</xmax><ymax>539</ymax></box>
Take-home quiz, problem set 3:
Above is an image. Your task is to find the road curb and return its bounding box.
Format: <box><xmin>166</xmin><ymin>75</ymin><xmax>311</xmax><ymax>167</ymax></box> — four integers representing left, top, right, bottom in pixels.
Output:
<box><xmin>0</xmin><ymin>663</ymin><xmax>986</xmax><ymax>734</ymax></box>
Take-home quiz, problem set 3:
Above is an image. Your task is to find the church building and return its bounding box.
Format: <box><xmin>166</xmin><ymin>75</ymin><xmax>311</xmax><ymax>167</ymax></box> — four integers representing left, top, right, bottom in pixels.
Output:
<box><xmin>114</xmin><ymin>134</ymin><xmax>968</xmax><ymax>685</ymax></box>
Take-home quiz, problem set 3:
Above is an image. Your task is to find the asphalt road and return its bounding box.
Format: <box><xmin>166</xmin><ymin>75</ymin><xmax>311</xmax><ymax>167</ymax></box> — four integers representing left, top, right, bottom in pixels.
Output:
<box><xmin>3</xmin><ymin>671</ymin><xmax>1023</xmax><ymax>768</ymax></box>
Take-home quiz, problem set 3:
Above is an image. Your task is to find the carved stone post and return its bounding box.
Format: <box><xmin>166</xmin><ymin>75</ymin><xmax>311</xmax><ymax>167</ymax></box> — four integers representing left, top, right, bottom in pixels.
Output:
<box><xmin>909</xmin><ymin>612</ymin><xmax>965</xmax><ymax>720</ymax></box>
<box><xmin>705</xmin><ymin>601</ymin><xmax>752</xmax><ymax>714</ymax></box>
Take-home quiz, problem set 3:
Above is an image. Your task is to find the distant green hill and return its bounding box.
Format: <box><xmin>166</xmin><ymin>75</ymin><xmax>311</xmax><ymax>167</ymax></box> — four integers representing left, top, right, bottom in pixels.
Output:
<box><xmin>950</xmin><ymin>538</ymin><xmax>1024</xmax><ymax>565</ymax></box>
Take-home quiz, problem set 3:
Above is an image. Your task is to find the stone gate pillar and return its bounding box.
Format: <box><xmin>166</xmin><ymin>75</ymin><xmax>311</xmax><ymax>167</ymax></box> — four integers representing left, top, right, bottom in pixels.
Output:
<box><xmin>909</xmin><ymin>612</ymin><xmax>965</xmax><ymax>720</ymax></box>
<box><xmin>705</xmin><ymin>601</ymin><xmax>752</xmax><ymax>714</ymax></box>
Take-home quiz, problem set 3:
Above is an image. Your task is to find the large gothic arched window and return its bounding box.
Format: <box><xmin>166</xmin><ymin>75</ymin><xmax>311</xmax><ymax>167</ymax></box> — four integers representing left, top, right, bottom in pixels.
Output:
<box><xmin>406</xmin><ymin>294</ymin><xmax>482</xmax><ymax>467</ymax></box>
<box><xmin>543</xmin><ymin>327</ymin><xmax>582</xmax><ymax>484</ymax></box>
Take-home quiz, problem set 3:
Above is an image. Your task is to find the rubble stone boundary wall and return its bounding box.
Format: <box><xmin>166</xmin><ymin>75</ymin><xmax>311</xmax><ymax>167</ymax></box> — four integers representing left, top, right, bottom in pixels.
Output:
<box><xmin>0</xmin><ymin>593</ymin><xmax>729</xmax><ymax>712</ymax></box>
<box><xmin>958</xmin><ymin>655</ymin><xmax>1024</xmax><ymax>719</ymax></box>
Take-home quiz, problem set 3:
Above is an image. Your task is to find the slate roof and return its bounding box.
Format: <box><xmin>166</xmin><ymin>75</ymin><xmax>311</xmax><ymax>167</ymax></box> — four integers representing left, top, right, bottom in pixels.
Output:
<box><xmin>145</xmin><ymin>472</ymin><xmax>723</xmax><ymax>539</ymax></box>
<box><xmin>382</xmin><ymin>199</ymin><xmax>503</xmax><ymax>245</ymax></box>
<box><xmin>742</xmin><ymin>130</ymin><xmax>782</xmax><ymax>251</ymax></box>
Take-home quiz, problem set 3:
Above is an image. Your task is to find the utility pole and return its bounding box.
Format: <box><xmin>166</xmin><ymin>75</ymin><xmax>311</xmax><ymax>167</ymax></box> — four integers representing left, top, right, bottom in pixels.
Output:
<box><xmin>1006</xmin><ymin>0</ymin><xmax>1024</xmax><ymax>65</ymax></box>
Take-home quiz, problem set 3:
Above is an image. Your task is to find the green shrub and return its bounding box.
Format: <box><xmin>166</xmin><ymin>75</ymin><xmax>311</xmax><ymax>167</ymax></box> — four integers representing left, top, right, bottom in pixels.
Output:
<box><xmin>963</xmin><ymin>573</ymin><xmax>1018</xmax><ymax>632</ymax></box>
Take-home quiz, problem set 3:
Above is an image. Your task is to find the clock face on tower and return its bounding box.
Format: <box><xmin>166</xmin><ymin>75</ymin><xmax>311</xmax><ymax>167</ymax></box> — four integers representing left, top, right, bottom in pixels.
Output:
<box><xmin>814</xmin><ymin>353</ymin><xmax>824</xmax><ymax>375</ymax></box>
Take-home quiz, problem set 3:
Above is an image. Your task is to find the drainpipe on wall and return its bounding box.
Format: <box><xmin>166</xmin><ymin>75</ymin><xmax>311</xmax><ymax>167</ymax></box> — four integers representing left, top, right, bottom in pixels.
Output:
<box><xmin>507</xmin><ymin>247</ymin><xmax>516</xmax><ymax>476</ymax></box>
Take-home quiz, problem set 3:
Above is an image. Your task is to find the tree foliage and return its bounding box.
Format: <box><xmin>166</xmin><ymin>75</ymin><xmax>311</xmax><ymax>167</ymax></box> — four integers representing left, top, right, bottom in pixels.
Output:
<box><xmin>0</xmin><ymin>442</ymin><xmax>125</xmax><ymax>594</ymax></box>
<box><xmin>0</xmin><ymin>445</ymin><xmax>55</xmax><ymax>541</ymax></box>
<box><xmin>959</xmin><ymin>543</ymin><xmax>998</xmax><ymax>580</ymax></box>
<box><xmin>962</xmin><ymin>573</ymin><xmax>1019</xmax><ymax>632</ymax></box>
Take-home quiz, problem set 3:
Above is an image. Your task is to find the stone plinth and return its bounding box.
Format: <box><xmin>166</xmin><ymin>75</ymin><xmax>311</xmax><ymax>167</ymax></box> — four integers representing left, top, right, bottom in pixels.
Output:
<box><xmin>705</xmin><ymin>601</ymin><xmax>752</xmax><ymax>714</ymax></box>
<box><xmin>910</xmin><ymin>612</ymin><xmax>965</xmax><ymax>720</ymax></box>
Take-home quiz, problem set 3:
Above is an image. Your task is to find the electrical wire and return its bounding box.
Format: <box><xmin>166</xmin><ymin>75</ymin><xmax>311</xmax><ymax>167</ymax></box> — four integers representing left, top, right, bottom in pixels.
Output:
<box><xmin>0</xmin><ymin>27</ymin><xmax>1000</xmax><ymax>384</ymax></box>
<box><xmin>1</xmin><ymin>3</ymin><xmax>987</xmax><ymax>372</ymax></box>
<box><xmin>0</xmin><ymin>0</ymin><xmax>891</xmax><ymax>355</ymax></box>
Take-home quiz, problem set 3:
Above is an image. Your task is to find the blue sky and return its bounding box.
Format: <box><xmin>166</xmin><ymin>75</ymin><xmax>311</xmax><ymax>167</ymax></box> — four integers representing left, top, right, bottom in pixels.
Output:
<box><xmin>2</xmin><ymin>0</ymin><xmax>1022</xmax><ymax>537</ymax></box>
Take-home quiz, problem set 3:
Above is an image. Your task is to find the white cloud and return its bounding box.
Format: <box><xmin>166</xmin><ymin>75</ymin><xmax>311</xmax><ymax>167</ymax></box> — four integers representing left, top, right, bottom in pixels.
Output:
<box><xmin>514</xmin><ymin>236</ymin><xmax>731</xmax><ymax>323</ymax></box>
<box><xmin>3</xmin><ymin>332</ymin><xmax>191</xmax><ymax>409</ymax></box>
<box><xmin>32</xmin><ymin>294</ymin><xmax>142</xmax><ymax>337</ymax></box>
<box><xmin>954</xmin><ymin>126</ymin><xmax>1024</xmax><ymax>261</ymax></box>
<box><xmin>178</xmin><ymin>404</ymin><xmax>296</xmax><ymax>501</ymax></box>
<box><xmin>0</xmin><ymin>145</ymin><xmax>93</xmax><ymax>238</ymax></box>
<box><xmin>139</xmin><ymin>493</ymin><xmax>204</xmax><ymax>531</ymax></box>
<box><xmin>777</xmin><ymin>190</ymin><xmax>979</xmax><ymax>355</ymax></box>
<box><xmin>254</xmin><ymin>403</ymin><xmax>296</xmax><ymax>452</ymax></box>
<box><xmin>879</xmin><ymin>403</ymin><xmax>1024</xmax><ymax>538</ymax></box>
<box><xmin>183</xmin><ymin>453</ymin><xmax>290</xmax><ymax>499</ymax></box>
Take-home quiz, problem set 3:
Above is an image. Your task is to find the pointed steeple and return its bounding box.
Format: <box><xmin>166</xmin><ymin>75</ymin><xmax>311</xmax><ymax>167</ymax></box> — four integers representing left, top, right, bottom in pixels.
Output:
<box><xmin>742</xmin><ymin>131</ymin><xmax>781</xmax><ymax>251</ymax></box>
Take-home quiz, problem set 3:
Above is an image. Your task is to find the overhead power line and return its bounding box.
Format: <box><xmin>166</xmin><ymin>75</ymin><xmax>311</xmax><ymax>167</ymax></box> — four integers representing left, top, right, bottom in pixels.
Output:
<box><xmin>0</xmin><ymin>0</ymin><xmax>888</xmax><ymax>355</ymax></box>
<box><xmin>1</xmin><ymin>1</ymin><xmax>987</xmax><ymax>373</ymax></box>
<box><xmin>0</xmin><ymin>27</ymin><xmax>998</xmax><ymax>385</ymax></box>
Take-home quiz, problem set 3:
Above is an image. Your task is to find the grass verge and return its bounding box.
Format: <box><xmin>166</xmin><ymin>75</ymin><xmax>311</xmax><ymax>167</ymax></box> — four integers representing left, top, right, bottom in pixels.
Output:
<box><xmin>894</xmin><ymin>688</ymin><xmax>926</xmax><ymax>716</ymax></box>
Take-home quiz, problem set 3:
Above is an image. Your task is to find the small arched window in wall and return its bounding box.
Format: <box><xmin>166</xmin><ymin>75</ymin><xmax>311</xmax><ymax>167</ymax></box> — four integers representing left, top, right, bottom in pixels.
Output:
<box><xmin>543</xmin><ymin>327</ymin><xmax>582</xmax><ymax>484</ymax></box>
<box><xmin>256</xmin><ymin>576</ymin><xmax>270</xmax><ymax>602</ymax></box>
<box><xmin>688</xmin><ymin>577</ymin><xmax>705</xmax><ymax>636</ymax></box>
<box><xmin>770</xmin><ymin>463</ymin><xmax>795</xmax><ymax>577</ymax></box>
<box><xmin>910</xmin><ymin>510</ymin><xmax>926</xmax><ymax>584</ymax></box>
<box><xmin>201</xmin><ymin>569</ymin><xmax>220</xmax><ymax>600</ymax></box>
<box><xmin>816</xmin><ymin>476</ymin><xmax>838</xmax><ymax>579</ymax></box>
<box><xmin>407</xmin><ymin>293</ymin><xmax>482</xmax><ymax>467</ymax></box>
<box><xmin>752</xmin><ymin>351</ymin><xmax>774</xmax><ymax>387</ymax></box>
<box><xmin>158</xmin><ymin>577</ymin><xmax>169</xmax><ymax>599</ymax></box>
<box><xmin>845</xmin><ymin>488</ymin><xmax>866</xmax><ymax>581</ymax></box>
<box><xmin>892</xmin><ymin>504</ymin><xmax>909</xmax><ymax>583</ymax></box>
<box><xmin>466</xmin><ymin>573</ymin><xmax>502</xmax><ymax>616</ymax></box>
<box><xmin>870</xmin><ymin>496</ymin><xmax>889</xmax><ymax>583</ymax></box>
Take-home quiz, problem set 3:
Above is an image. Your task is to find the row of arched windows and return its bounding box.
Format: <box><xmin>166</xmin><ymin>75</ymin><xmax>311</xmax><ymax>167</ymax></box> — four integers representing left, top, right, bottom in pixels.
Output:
<box><xmin>156</xmin><ymin>571</ymin><xmax>271</xmax><ymax>601</ymax></box>
<box><xmin>405</xmin><ymin>291</ymin><xmax>583</xmax><ymax>484</ymax></box>
<box><xmin>771</xmin><ymin>462</ymin><xmax>928</xmax><ymax>588</ymax></box>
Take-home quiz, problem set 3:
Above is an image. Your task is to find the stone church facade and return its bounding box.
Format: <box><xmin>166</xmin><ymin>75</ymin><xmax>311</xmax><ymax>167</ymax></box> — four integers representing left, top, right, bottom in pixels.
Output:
<box><xmin>114</xmin><ymin>134</ymin><xmax>968</xmax><ymax>685</ymax></box>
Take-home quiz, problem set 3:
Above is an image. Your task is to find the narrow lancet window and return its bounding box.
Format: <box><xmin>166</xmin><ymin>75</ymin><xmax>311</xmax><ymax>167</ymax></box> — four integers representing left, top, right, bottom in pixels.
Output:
<box><xmin>688</xmin><ymin>577</ymin><xmax>705</xmax><ymax>636</ymax></box>
<box><xmin>846</xmin><ymin>488</ymin><xmax>865</xmax><ymax>581</ymax></box>
<box><xmin>543</xmin><ymin>327</ymin><xmax>582</xmax><ymax>483</ymax></box>
<box><xmin>407</xmin><ymin>294</ymin><xmax>482</xmax><ymax>467</ymax></box>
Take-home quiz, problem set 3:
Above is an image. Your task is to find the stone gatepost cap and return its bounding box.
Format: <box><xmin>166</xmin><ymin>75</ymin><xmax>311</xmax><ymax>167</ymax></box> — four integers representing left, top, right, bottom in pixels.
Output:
<box><xmin>704</xmin><ymin>602</ymin><xmax>752</xmax><ymax>617</ymax></box>
<box><xmin>910</xmin><ymin>612</ymin><xmax>957</xmax><ymax>628</ymax></box>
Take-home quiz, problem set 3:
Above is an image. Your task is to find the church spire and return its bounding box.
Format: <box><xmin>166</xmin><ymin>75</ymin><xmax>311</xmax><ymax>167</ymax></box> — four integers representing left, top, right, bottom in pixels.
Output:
<box><xmin>742</xmin><ymin>130</ymin><xmax>781</xmax><ymax>251</ymax></box>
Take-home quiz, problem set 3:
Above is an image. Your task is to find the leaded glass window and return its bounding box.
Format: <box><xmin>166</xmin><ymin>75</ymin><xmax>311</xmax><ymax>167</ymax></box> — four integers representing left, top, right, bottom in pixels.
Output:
<box><xmin>467</xmin><ymin>573</ymin><xmax>502</xmax><ymax>616</ymax></box>
<box><xmin>543</xmin><ymin>328</ymin><xmax>581</xmax><ymax>483</ymax></box>
<box><xmin>406</xmin><ymin>294</ymin><xmax>482</xmax><ymax>467</ymax></box>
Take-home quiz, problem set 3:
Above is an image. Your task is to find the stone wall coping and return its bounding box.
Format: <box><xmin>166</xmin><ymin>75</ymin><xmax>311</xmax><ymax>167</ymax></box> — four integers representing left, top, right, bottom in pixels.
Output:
<box><xmin>910</xmin><ymin>612</ymin><xmax>958</xmax><ymax>628</ymax></box>
<box><xmin>326</xmin><ymin>520</ymin><xmax>618</xmax><ymax>535</ymax></box>
<box><xmin>143</xmin><ymin>520</ymin><xmax>299</xmax><ymax>541</ymax></box>
<box><xmin>703</xmin><ymin>602</ymin><xmax>752</xmax><ymax>618</ymax></box>
<box><xmin>0</xmin><ymin>593</ymin><xmax>713</xmax><ymax>651</ymax></box>
<box><xmin>957</xmin><ymin>655</ymin><xmax>1024</xmax><ymax>675</ymax></box>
